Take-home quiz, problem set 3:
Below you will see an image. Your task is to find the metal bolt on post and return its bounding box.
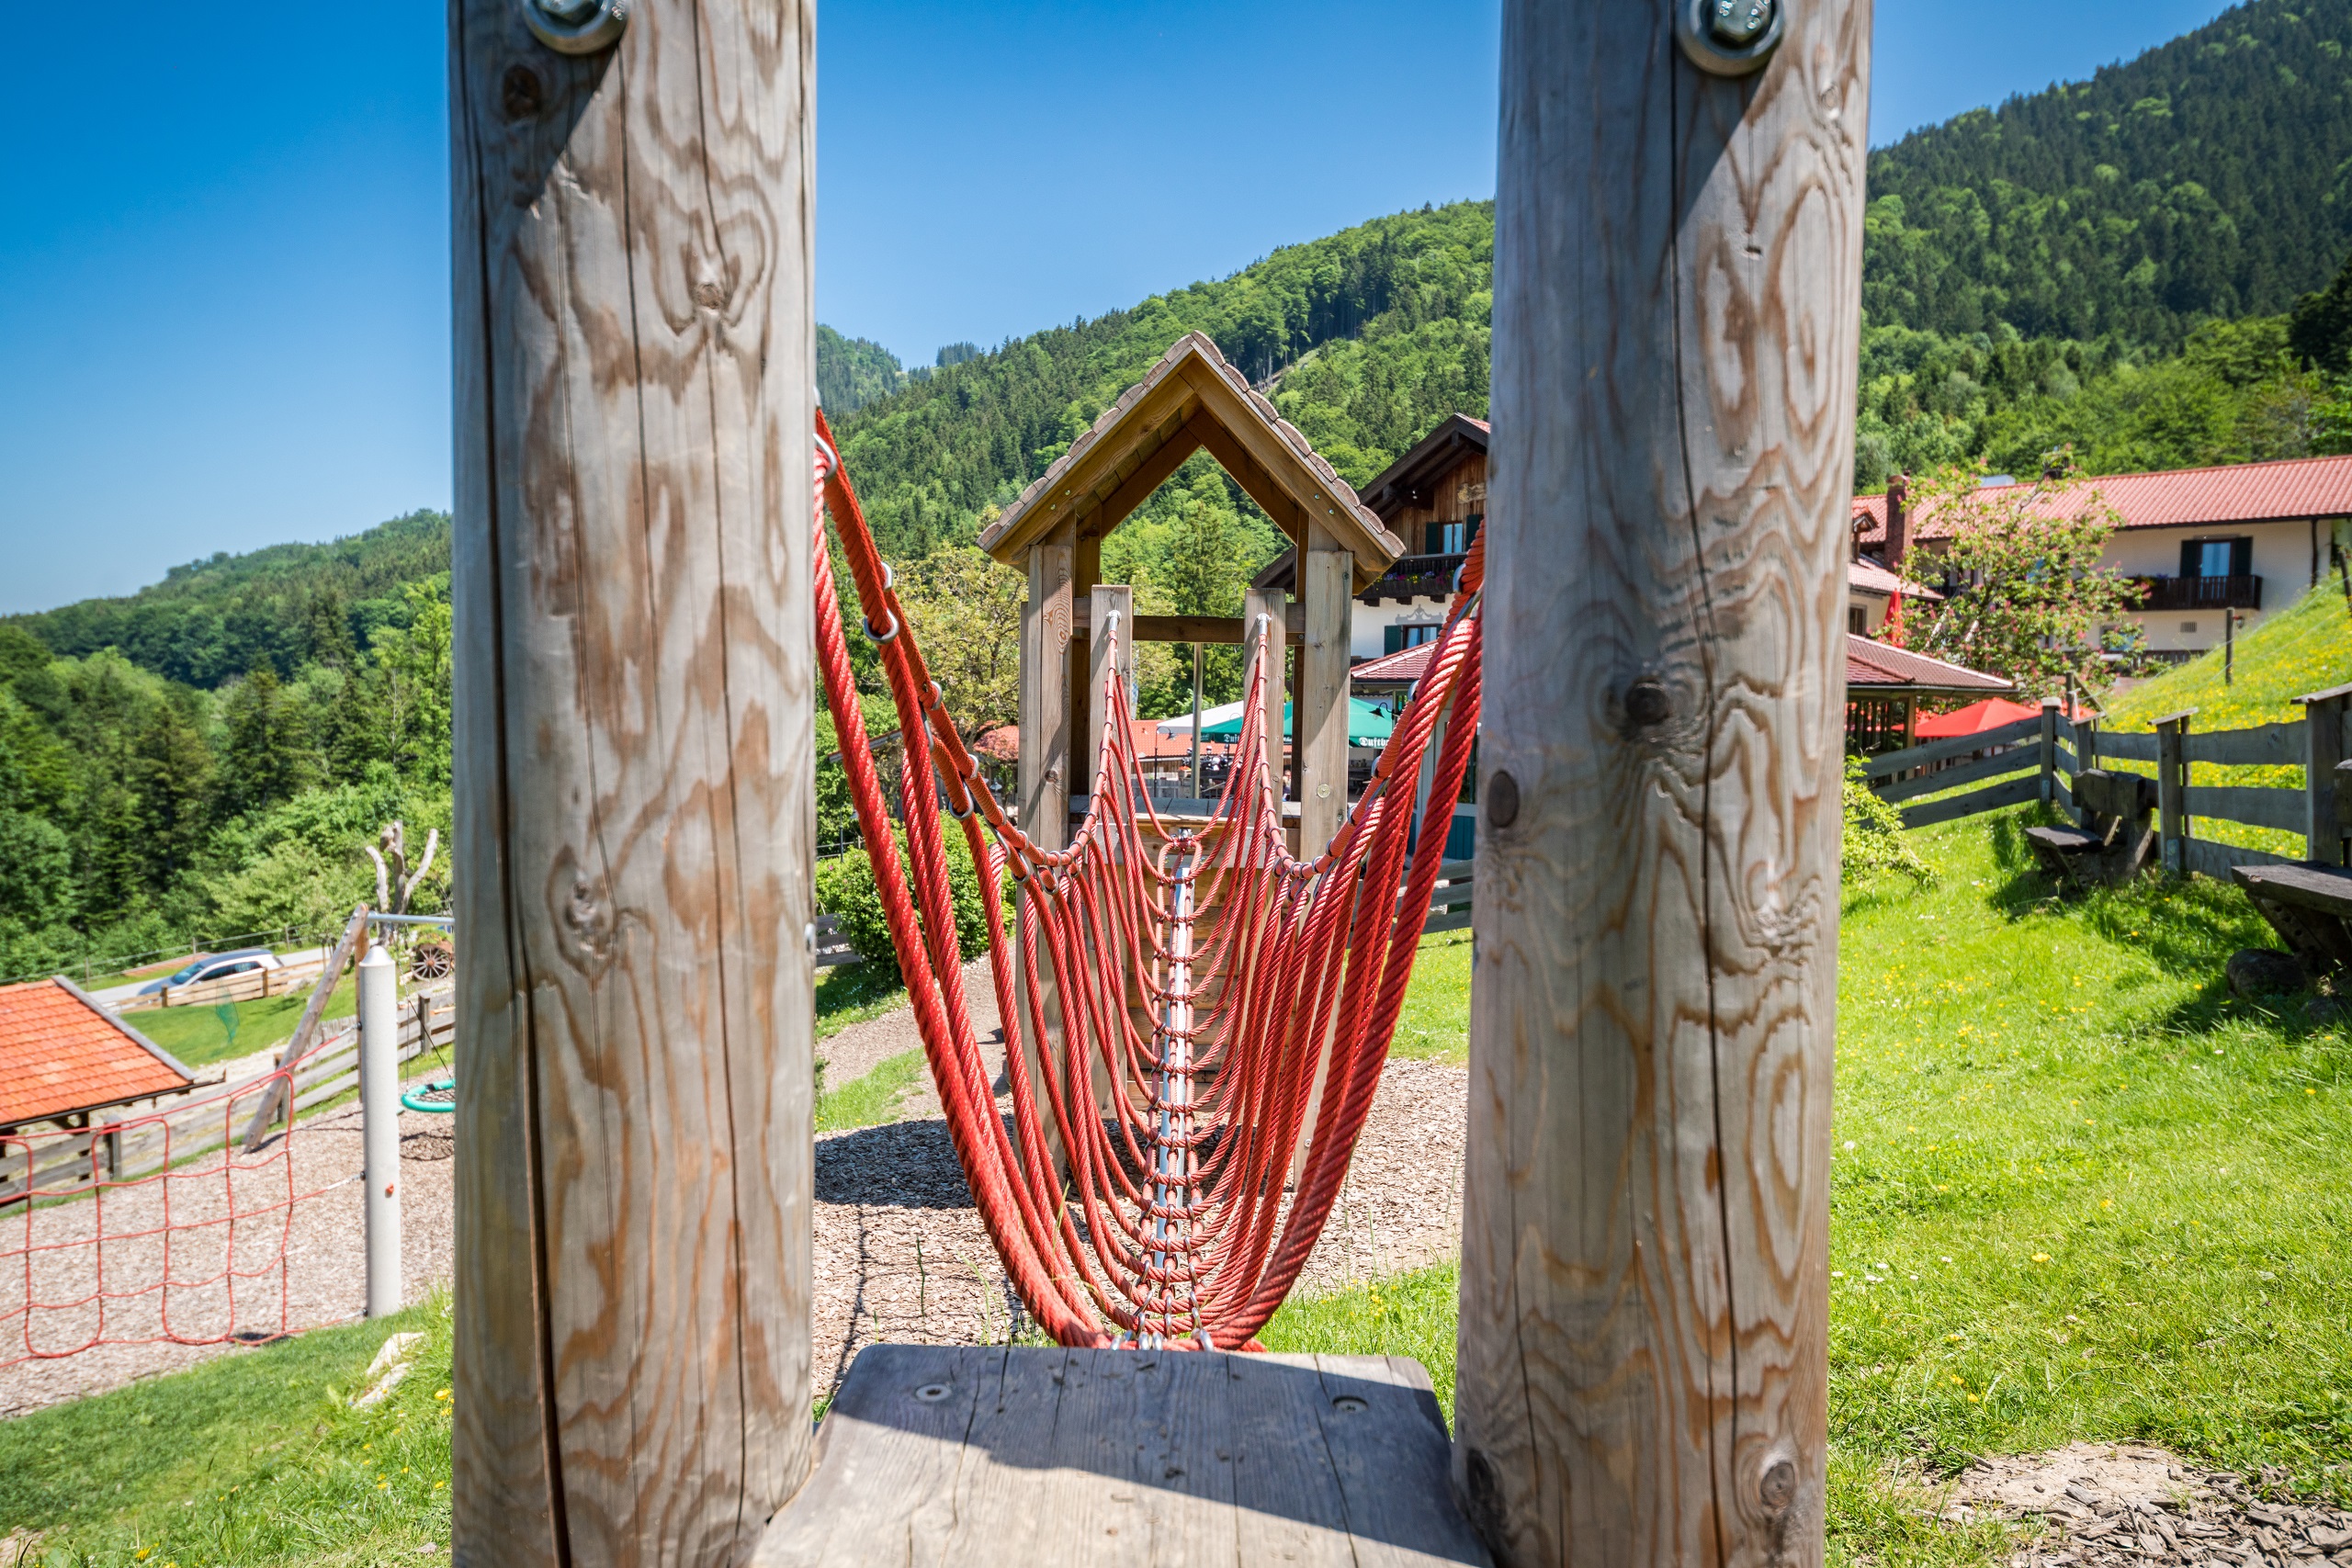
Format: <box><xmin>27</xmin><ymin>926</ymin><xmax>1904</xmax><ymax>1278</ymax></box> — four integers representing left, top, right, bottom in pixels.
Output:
<box><xmin>520</xmin><ymin>0</ymin><xmax>627</xmax><ymax>54</ymax></box>
<box><xmin>1678</xmin><ymin>0</ymin><xmax>1784</xmax><ymax>74</ymax></box>
<box><xmin>357</xmin><ymin>940</ymin><xmax>402</xmax><ymax>1318</ymax></box>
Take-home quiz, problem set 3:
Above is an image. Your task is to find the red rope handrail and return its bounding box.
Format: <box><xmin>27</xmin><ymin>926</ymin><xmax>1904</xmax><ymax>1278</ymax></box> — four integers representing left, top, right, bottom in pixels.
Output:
<box><xmin>812</xmin><ymin>410</ymin><xmax>1482</xmax><ymax>1348</ymax></box>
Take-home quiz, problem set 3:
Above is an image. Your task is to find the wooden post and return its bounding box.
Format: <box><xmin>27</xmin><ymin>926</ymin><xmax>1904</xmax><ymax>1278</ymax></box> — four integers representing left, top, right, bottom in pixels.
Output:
<box><xmin>2156</xmin><ymin>710</ymin><xmax>2193</xmax><ymax>874</ymax></box>
<box><xmin>2040</xmin><ymin>696</ymin><xmax>2060</xmax><ymax>807</ymax></box>
<box><xmin>1016</xmin><ymin>527</ymin><xmax>1077</xmax><ymax>1174</ymax></box>
<box><xmin>1296</xmin><ymin>526</ymin><xmax>1353</xmax><ymax>857</ymax></box>
<box><xmin>2077</xmin><ymin>717</ymin><xmax>2100</xmax><ymax>828</ymax></box>
<box><xmin>449</xmin><ymin>3</ymin><xmax>817</xmax><ymax>1562</ymax></box>
<box><xmin>1087</xmin><ymin>585</ymin><xmax>1136</xmax><ymax>807</ymax></box>
<box><xmin>1245</xmin><ymin>584</ymin><xmax>1288</xmax><ymax>818</ymax></box>
<box><xmin>1021</xmin><ymin>528</ymin><xmax>1077</xmax><ymax>850</ymax></box>
<box><xmin>2300</xmin><ymin>683</ymin><xmax>2350</xmax><ymax>864</ymax></box>
<box><xmin>1458</xmin><ymin>3</ymin><xmax>1868</xmax><ymax>1567</ymax></box>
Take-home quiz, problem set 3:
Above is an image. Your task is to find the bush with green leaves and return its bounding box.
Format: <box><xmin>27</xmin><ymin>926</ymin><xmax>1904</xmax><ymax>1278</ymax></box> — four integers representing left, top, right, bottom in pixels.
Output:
<box><xmin>1842</xmin><ymin>755</ymin><xmax>1932</xmax><ymax>886</ymax></box>
<box><xmin>814</xmin><ymin>826</ymin><xmax>1001</xmax><ymax>983</ymax></box>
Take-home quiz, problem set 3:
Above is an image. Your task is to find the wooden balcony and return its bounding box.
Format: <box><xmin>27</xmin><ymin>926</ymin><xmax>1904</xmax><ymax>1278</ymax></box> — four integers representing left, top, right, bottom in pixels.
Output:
<box><xmin>1359</xmin><ymin>551</ymin><xmax>1468</xmax><ymax>605</ymax></box>
<box><xmin>2132</xmin><ymin>573</ymin><xmax>2263</xmax><ymax>611</ymax></box>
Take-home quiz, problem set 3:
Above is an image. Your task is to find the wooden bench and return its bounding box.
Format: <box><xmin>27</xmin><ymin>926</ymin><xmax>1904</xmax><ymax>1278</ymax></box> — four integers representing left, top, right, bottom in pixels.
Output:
<box><xmin>2025</xmin><ymin>769</ymin><xmax>2157</xmax><ymax>888</ymax></box>
<box><xmin>2231</xmin><ymin>863</ymin><xmax>2352</xmax><ymax>977</ymax></box>
<box><xmin>754</xmin><ymin>1344</ymin><xmax>1490</xmax><ymax>1566</ymax></box>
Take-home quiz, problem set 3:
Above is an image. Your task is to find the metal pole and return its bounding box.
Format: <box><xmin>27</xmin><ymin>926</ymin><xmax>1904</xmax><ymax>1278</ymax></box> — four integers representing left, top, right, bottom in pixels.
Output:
<box><xmin>358</xmin><ymin>940</ymin><xmax>402</xmax><ymax>1318</ymax></box>
<box><xmin>2226</xmin><ymin>610</ymin><xmax>2235</xmax><ymax>685</ymax></box>
<box><xmin>1189</xmin><ymin>644</ymin><xmax>1204</xmax><ymax>801</ymax></box>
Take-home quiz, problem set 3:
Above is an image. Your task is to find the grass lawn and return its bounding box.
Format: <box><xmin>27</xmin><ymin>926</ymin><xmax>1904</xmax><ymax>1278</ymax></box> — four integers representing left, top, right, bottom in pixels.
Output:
<box><xmin>128</xmin><ymin>976</ymin><xmax>359</xmax><ymax>1070</ymax></box>
<box><xmin>8</xmin><ymin>808</ymin><xmax>2346</xmax><ymax>1564</ymax></box>
<box><xmin>0</xmin><ymin>1296</ymin><xmax>455</xmax><ymax>1566</ymax></box>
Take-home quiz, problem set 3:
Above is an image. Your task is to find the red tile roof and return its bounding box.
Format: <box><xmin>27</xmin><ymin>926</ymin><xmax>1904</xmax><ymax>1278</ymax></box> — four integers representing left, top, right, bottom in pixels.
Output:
<box><xmin>1350</xmin><ymin>642</ymin><xmax>1439</xmax><ymax>686</ymax></box>
<box><xmin>0</xmin><ymin>979</ymin><xmax>194</xmax><ymax>1128</ymax></box>
<box><xmin>1854</xmin><ymin>455</ymin><xmax>2352</xmax><ymax>546</ymax></box>
<box><xmin>1354</xmin><ymin>633</ymin><xmax>2006</xmax><ymax>696</ymax></box>
<box><xmin>1848</xmin><ymin>558</ymin><xmax>1942</xmax><ymax>600</ymax></box>
<box><xmin>974</xmin><ymin>717</ymin><xmax>1229</xmax><ymax>764</ymax></box>
<box><xmin>1846</xmin><ymin>636</ymin><xmax>2014</xmax><ymax>694</ymax></box>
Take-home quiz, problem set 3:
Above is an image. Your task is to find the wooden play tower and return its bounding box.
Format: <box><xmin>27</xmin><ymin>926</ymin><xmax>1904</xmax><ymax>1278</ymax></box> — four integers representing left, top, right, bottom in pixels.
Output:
<box><xmin>447</xmin><ymin>0</ymin><xmax>1869</xmax><ymax>1562</ymax></box>
<box><xmin>975</xmin><ymin>331</ymin><xmax>1405</xmax><ymax>862</ymax></box>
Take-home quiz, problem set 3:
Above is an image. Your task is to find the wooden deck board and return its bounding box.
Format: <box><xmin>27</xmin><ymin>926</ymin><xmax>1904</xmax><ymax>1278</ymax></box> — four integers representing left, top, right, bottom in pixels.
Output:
<box><xmin>753</xmin><ymin>1345</ymin><xmax>1489</xmax><ymax>1567</ymax></box>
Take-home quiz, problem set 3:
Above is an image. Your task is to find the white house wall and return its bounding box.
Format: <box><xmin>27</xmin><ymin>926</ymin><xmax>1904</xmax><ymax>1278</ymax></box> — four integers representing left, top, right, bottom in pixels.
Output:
<box><xmin>2102</xmin><ymin>518</ymin><xmax>2335</xmax><ymax>652</ymax></box>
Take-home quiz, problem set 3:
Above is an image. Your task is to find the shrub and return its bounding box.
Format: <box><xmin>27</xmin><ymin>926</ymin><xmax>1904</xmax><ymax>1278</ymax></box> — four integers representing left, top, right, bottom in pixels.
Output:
<box><xmin>1842</xmin><ymin>756</ymin><xmax>1932</xmax><ymax>885</ymax></box>
<box><xmin>814</xmin><ymin>828</ymin><xmax>1001</xmax><ymax>983</ymax></box>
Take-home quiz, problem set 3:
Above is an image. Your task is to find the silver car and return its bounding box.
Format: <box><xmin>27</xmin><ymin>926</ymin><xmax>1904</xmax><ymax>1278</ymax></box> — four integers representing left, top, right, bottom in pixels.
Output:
<box><xmin>138</xmin><ymin>948</ymin><xmax>283</xmax><ymax>996</ymax></box>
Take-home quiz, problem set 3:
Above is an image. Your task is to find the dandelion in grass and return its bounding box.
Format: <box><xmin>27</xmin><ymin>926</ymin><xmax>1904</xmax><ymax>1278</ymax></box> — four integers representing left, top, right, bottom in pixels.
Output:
<box><xmin>2032</xmin><ymin>1252</ymin><xmax>2052</xmax><ymax>1262</ymax></box>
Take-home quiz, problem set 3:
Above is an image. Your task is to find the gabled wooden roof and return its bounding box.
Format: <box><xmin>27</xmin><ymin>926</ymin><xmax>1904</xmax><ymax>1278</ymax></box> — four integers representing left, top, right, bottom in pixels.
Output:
<box><xmin>978</xmin><ymin>333</ymin><xmax>1405</xmax><ymax>590</ymax></box>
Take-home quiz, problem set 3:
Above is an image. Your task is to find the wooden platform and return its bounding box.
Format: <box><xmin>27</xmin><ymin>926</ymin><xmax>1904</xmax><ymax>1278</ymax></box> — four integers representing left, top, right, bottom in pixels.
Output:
<box><xmin>753</xmin><ymin>1345</ymin><xmax>1490</xmax><ymax>1567</ymax></box>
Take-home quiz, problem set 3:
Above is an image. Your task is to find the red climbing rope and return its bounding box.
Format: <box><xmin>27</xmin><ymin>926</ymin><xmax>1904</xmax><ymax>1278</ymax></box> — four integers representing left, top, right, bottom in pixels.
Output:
<box><xmin>812</xmin><ymin>410</ymin><xmax>1482</xmax><ymax>1349</ymax></box>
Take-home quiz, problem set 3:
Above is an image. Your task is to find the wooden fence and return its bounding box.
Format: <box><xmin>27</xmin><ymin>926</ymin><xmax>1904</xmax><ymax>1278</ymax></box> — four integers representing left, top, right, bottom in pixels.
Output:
<box><xmin>1862</xmin><ymin>682</ymin><xmax>2352</xmax><ymax>875</ymax></box>
<box><xmin>115</xmin><ymin>952</ymin><xmax>331</xmax><ymax>1012</ymax></box>
<box><xmin>1</xmin><ymin>987</ymin><xmax>456</xmax><ymax>1203</ymax></box>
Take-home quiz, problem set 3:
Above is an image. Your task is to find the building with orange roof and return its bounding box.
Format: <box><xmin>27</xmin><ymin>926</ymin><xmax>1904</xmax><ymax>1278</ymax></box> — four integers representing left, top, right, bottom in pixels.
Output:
<box><xmin>0</xmin><ymin>977</ymin><xmax>195</xmax><ymax>1138</ymax></box>
<box><xmin>1854</xmin><ymin>457</ymin><xmax>2352</xmax><ymax>662</ymax></box>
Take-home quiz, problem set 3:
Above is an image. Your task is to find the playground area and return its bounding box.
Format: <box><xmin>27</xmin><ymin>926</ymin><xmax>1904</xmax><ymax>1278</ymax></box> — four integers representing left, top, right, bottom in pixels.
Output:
<box><xmin>4</xmin><ymin>803</ymin><xmax>2349</xmax><ymax>1564</ymax></box>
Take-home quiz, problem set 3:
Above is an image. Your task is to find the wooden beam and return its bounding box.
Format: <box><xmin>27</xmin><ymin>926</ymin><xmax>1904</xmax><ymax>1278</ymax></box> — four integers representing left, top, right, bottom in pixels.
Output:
<box><xmin>1092</xmin><ymin>410</ymin><xmax>1209</xmax><ymax>537</ymax></box>
<box><xmin>449</xmin><ymin>1</ymin><xmax>817</xmax><ymax>1560</ymax></box>
<box><xmin>1070</xmin><ymin>606</ymin><xmax>1305</xmax><ymax>644</ymax></box>
<box><xmin>1197</xmin><ymin>418</ymin><xmax>1306</xmax><ymax>544</ymax></box>
<box><xmin>1456</xmin><ymin>5</ymin><xmax>1867</xmax><ymax>1567</ymax></box>
<box><xmin>1175</xmin><ymin>357</ymin><xmax>1405</xmax><ymax>575</ymax></box>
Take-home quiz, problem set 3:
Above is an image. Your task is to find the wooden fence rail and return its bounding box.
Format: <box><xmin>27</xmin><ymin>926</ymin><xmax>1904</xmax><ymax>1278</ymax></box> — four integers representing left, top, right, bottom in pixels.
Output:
<box><xmin>1</xmin><ymin>987</ymin><xmax>455</xmax><ymax>1202</ymax></box>
<box><xmin>1865</xmin><ymin>685</ymin><xmax>2352</xmax><ymax>873</ymax></box>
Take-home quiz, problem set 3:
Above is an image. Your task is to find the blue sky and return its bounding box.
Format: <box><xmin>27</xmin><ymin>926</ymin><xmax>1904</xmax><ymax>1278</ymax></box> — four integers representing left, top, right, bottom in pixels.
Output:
<box><xmin>0</xmin><ymin>0</ymin><xmax>2242</xmax><ymax>615</ymax></box>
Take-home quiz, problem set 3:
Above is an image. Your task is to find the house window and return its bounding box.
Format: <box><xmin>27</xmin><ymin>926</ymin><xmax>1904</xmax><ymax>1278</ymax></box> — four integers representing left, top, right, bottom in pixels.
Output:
<box><xmin>1385</xmin><ymin>623</ymin><xmax>1441</xmax><ymax>655</ymax></box>
<box><xmin>1848</xmin><ymin>606</ymin><xmax>1867</xmax><ymax>634</ymax></box>
<box><xmin>1428</xmin><ymin>514</ymin><xmax>1481</xmax><ymax>555</ymax></box>
<box><xmin>2181</xmin><ymin>537</ymin><xmax>2252</xmax><ymax>578</ymax></box>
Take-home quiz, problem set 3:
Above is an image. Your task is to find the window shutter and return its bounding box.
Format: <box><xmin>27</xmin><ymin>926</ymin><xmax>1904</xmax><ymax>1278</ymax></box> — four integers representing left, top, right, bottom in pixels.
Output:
<box><xmin>2230</xmin><ymin>537</ymin><xmax>2253</xmax><ymax>577</ymax></box>
<box><xmin>2180</xmin><ymin>539</ymin><xmax>2201</xmax><ymax>577</ymax></box>
<box><xmin>1385</xmin><ymin>624</ymin><xmax>1404</xmax><ymax>656</ymax></box>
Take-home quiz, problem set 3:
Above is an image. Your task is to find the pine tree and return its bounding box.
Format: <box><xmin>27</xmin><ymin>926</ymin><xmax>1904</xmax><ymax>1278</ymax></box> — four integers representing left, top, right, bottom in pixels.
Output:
<box><xmin>217</xmin><ymin>665</ymin><xmax>316</xmax><ymax>819</ymax></box>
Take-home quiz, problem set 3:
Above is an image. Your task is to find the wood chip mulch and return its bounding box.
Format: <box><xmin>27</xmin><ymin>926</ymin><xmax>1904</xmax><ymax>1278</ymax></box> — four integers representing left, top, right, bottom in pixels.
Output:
<box><xmin>1942</xmin><ymin>1443</ymin><xmax>2352</xmax><ymax>1568</ymax></box>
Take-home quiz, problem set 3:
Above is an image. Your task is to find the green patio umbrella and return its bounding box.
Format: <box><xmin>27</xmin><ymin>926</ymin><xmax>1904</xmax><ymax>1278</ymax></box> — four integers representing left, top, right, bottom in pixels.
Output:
<box><xmin>1199</xmin><ymin>699</ymin><xmax>1396</xmax><ymax>747</ymax></box>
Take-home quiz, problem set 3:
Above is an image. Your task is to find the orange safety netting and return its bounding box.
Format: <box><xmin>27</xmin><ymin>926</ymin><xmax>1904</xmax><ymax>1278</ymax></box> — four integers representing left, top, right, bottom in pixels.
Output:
<box><xmin>813</xmin><ymin>411</ymin><xmax>1482</xmax><ymax>1349</ymax></box>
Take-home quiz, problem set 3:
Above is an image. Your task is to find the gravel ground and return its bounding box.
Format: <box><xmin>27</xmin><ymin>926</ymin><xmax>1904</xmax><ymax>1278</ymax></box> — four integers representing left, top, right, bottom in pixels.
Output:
<box><xmin>0</xmin><ymin>1097</ymin><xmax>456</xmax><ymax>1418</ymax></box>
<box><xmin>808</xmin><ymin>1053</ymin><xmax>1467</xmax><ymax>1402</ymax></box>
<box><xmin>2</xmin><ymin>972</ymin><xmax>1467</xmax><ymax>1420</ymax></box>
<box><xmin>1944</xmin><ymin>1442</ymin><xmax>2352</xmax><ymax>1568</ymax></box>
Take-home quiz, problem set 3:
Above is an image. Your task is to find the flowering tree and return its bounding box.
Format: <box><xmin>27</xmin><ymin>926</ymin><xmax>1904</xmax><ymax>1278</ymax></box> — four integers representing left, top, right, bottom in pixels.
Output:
<box><xmin>1911</xmin><ymin>459</ymin><xmax>2144</xmax><ymax>699</ymax></box>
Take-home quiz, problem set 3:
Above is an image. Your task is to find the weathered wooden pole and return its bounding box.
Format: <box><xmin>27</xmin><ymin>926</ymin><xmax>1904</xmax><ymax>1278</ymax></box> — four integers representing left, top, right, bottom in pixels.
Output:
<box><xmin>449</xmin><ymin>2</ymin><xmax>817</xmax><ymax>1562</ymax></box>
<box><xmin>1456</xmin><ymin>3</ymin><xmax>1869</xmax><ymax>1566</ymax></box>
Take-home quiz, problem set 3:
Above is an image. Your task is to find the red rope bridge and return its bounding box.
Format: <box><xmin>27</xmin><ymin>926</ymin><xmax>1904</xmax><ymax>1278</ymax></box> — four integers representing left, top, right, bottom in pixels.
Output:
<box><xmin>814</xmin><ymin>412</ymin><xmax>1483</xmax><ymax>1350</ymax></box>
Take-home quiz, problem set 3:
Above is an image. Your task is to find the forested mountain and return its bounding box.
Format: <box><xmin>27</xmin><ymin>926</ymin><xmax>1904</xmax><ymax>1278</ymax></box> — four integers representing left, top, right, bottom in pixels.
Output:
<box><xmin>1866</xmin><ymin>0</ymin><xmax>2352</xmax><ymax>347</ymax></box>
<box><xmin>12</xmin><ymin>510</ymin><xmax>449</xmax><ymax>691</ymax></box>
<box><xmin>817</xmin><ymin>325</ymin><xmax>909</xmax><ymax>416</ymax></box>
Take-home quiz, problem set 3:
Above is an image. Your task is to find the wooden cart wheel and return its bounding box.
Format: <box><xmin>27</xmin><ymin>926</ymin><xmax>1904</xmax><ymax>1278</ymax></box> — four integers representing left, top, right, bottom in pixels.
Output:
<box><xmin>409</xmin><ymin>942</ymin><xmax>454</xmax><ymax>982</ymax></box>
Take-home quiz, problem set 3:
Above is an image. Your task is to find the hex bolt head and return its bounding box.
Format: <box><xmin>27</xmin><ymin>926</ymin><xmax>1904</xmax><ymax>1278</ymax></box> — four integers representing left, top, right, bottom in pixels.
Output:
<box><xmin>1677</xmin><ymin>0</ymin><xmax>1785</xmax><ymax>76</ymax></box>
<box><xmin>1711</xmin><ymin>0</ymin><xmax>1775</xmax><ymax>46</ymax></box>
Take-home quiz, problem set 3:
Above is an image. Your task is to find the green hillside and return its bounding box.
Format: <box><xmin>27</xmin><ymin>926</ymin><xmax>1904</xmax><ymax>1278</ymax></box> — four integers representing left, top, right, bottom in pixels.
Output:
<box><xmin>1867</xmin><ymin>0</ymin><xmax>2352</xmax><ymax>346</ymax></box>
